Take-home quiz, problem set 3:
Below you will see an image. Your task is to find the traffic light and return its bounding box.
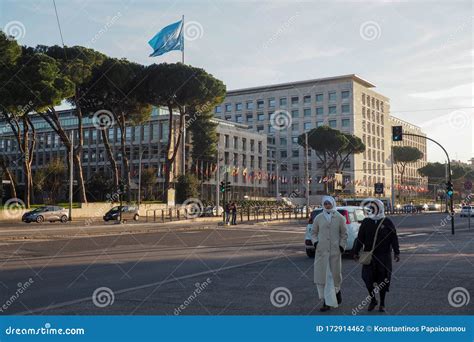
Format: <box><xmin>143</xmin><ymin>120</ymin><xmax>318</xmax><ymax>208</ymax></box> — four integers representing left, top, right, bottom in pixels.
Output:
<box><xmin>225</xmin><ymin>181</ymin><xmax>231</xmax><ymax>192</ymax></box>
<box><xmin>219</xmin><ymin>181</ymin><xmax>225</xmax><ymax>193</ymax></box>
<box><xmin>392</xmin><ymin>126</ymin><xmax>403</xmax><ymax>141</ymax></box>
<box><xmin>446</xmin><ymin>181</ymin><xmax>454</xmax><ymax>197</ymax></box>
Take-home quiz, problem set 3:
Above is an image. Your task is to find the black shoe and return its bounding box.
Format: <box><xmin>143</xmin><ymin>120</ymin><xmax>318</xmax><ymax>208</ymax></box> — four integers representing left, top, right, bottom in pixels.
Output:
<box><xmin>368</xmin><ymin>299</ymin><xmax>378</xmax><ymax>312</ymax></box>
<box><xmin>336</xmin><ymin>291</ymin><xmax>342</xmax><ymax>305</ymax></box>
<box><xmin>319</xmin><ymin>304</ymin><xmax>331</xmax><ymax>312</ymax></box>
<box><xmin>379</xmin><ymin>305</ymin><xmax>386</xmax><ymax>312</ymax></box>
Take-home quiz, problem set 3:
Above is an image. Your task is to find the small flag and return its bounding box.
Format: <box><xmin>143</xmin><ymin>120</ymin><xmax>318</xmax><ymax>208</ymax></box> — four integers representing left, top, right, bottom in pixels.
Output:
<box><xmin>148</xmin><ymin>19</ymin><xmax>184</xmax><ymax>57</ymax></box>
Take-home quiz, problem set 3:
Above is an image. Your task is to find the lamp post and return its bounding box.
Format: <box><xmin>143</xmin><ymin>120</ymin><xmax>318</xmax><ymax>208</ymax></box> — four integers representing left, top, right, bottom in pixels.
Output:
<box><xmin>138</xmin><ymin>146</ymin><xmax>150</xmax><ymax>209</ymax></box>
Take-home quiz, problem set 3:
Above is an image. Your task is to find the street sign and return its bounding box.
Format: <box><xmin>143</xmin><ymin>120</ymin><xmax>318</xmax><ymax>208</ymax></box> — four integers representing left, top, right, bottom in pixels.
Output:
<box><xmin>464</xmin><ymin>180</ymin><xmax>472</xmax><ymax>191</ymax></box>
<box><xmin>374</xmin><ymin>182</ymin><xmax>384</xmax><ymax>194</ymax></box>
<box><xmin>2</xmin><ymin>180</ymin><xmax>11</xmax><ymax>184</ymax></box>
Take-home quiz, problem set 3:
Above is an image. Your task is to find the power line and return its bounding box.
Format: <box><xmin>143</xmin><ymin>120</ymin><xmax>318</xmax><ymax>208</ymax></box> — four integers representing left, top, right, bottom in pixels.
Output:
<box><xmin>391</xmin><ymin>106</ymin><xmax>474</xmax><ymax>113</ymax></box>
<box><xmin>52</xmin><ymin>0</ymin><xmax>67</xmax><ymax>59</ymax></box>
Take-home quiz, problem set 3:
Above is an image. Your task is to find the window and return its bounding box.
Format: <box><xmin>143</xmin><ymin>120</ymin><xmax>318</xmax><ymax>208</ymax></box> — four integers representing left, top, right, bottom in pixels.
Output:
<box><xmin>341</xmin><ymin>119</ymin><xmax>350</xmax><ymax>128</ymax></box>
<box><xmin>280</xmin><ymin>97</ymin><xmax>287</xmax><ymax>106</ymax></box>
<box><xmin>303</xmin><ymin>95</ymin><xmax>311</xmax><ymax>104</ymax></box>
<box><xmin>292</xmin><ymin>123</ymin><xmax>299</xmax><ymax>131</ymax></box>
<box><xmin>329</xmin><ymin>120</ymin><xmax>337</xmax><ymax>128</ymax></box>
<box><xmin>304</xmin><ymin>122</ymin><xmax>311</xmax><ymax>130</ymax></box>
<box><xmin>316</xmin><ymin>107</ymin><xmax>324</xmax><ymax>116</ymax></box>
<box><xmin>257</xmin><ymin>113</ymin><xmax>264</xmax><ymax>121</ymax></box>
<box><xmin>316</xmin><ymin>93</ymin><xmax>323</xmax><ymax>102</ymax></box>
<box><xmin>242</xmin><ymin>138</ymin><xmax>247</xmax><ymax>150</ymax></box>
<box><xmin>246</xmin><ymin>101</ymin><xmax>253</xmax><ymax>110</ymax></box>
<box><xmin>328</xmin><ymin>106</ymin><xmax>337</xmax><ymax>115</ymax></box>
<box><xmin>257</xmin><ymin>125</ymin><xmax>264</xmax><ymax>132</ymax></box>
<box><xmin>257</xmin><ymin>100</ymin><xmax>264</xmax><ymax>109</ymax></box>
<box><xmin>341</xmin><ymin>104</ymin><xmax>350</xmax><ymax>114</ymax></box>
<box><xmin>292</xmin><ymin>150</ymin><xmax>299</xmax><ymax>157</ymax></box>
<box><xmin>235</xmin><ymin>103</ymin><xmax>242</xmax><ymax>111</ymax></box>
<box><xmin>233</xmin><ymin>136</ymin><xmax>238</xmax><ymax>148</ymax></box>
<box><xmin>224</xmin><ymin>135</ymin><xmax>229</xmax><ymax>148</ymax></box>
<box><xmin>246</xmin><ymin>114</ymin><xmax>253</xmax><ymax>123</ymax></box>
<box><xmin>280</xmin><ymin>137</ymin><xmax>287</xmax><ymax>145</ymax></box>
<box><xmin>291</xmin><ymin>110</ymin><xmax>299</xmax><ymax>118</ymax></box>
<box><xmin>280</xmin><ymin>150</ymin><xmax>287</xmax><ymax>158</ymax></box>
<box><xmin>258</xmin><ymin>141</ymin><xmax>262</xmax><ymax>153</ymax></box>
<box><xmin>225</xmin><ymin>103</ymin><xmax>232</xmax><ymax>112</ymax></box>
<box><xmin>235</xmin><ymin>115</ymin><xmax>242</xmax><ymax>123</ymax></box>
<box><xmin>215</xmin><ymin>106</ymin><xmax>221</xmax><ymax>113</ymax></box>
<box><xmin>328</xmin><ymin>92</ymin><xmax>336</xmax><ymax>101</ymax></box>
<box><xmin>292</xmin><ymin>136</ymin><xmax>298</xmax><ymax>144</ymax></box>
<box><xmin>304</xmin><ymin>108</ymin><xmax>311</xmax><ymax>117</ymax></box>
<box><xmin>341</xmin><ymin>91</ymin><xmax>350</xmax><ymax>100</ymax></box>
<box><xmin>316</xmin><ymin>121</ymin><xmax>324</xmax><ymax>127</ymax></box>
<box><xmin>291</xmin><ymin>96</ymin><xmax>299</xmax><ymax>106</ymax></box>
<box><xmin>268</xmin><ymin>98</ymin><xmax>275</xmax><ymax>107</ymax></box>
<box><xmin>292</xmin><ymin>163</ymin><xmax>299</xmax><ymax>170</ymax></box>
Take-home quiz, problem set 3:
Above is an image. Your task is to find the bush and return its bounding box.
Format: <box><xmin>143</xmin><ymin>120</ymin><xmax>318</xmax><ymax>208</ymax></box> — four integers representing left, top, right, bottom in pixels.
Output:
<box><xmin>176</xmin><ymin>174</ymin><xmax>199</xmax><ymax>204</ymax></box>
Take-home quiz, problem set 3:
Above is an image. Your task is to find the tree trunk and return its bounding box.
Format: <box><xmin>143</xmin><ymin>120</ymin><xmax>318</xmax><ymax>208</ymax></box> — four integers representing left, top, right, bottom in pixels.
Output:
<box><xmin>100</xmin><ymin>129</ymin><xmax>119</xmax><ymax>188</ymax></box>
<box><xmin>21</xmin><ymin>116</ymin><xmax>31</xmax><ymax>208</ymax></box>
<box><xmin>74</xmin><ymin>102</ymin><xmax>88</xmax><ymax>203</ymax></box>
<box><xmin>0</xmin><ymin>159</ymin><xmax>17</xmax><ymax>199</ymax></box>
<box><xmin>118</xmin><ymin>112</ymin><xmax>131</xmax><ymax>202</ymax></box>
<box><xmin>163</xmin><ymin>105</ymin><xmax>184</xmax><ymax>201</ymax></box>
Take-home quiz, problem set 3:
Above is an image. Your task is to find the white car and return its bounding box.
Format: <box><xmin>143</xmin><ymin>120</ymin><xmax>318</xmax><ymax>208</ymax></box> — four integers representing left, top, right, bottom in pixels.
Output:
<box><xmin>460</xmin><ymin>206</ymin><xmax>474</xmax><ymax>217</ymax></box>
<box><xmin>304</xmin><ymin>206</ymin><xmax>366</xmax><ymax>258</ymax></box>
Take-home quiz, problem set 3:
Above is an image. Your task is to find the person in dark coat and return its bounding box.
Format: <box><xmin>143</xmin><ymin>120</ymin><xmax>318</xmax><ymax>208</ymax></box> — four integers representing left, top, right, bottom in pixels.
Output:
<box><xmin>224</xmin><ymin>203</ymin><xmax>231</xmax><ymax>225</ymax></box>
<box><xmin>231</xmin><ymin>202</ymin><xmax>237</xmax><ymax>225</ymax></box>
<box><xmin>353</xmin><ymin>198</ymin><xmax>400</xmax><ymax>312</ymax></box>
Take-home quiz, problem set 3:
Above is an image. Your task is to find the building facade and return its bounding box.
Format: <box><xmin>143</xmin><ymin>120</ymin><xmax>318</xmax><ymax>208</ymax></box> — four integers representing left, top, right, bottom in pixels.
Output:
<box><xmin>216</xmin><ymin>75</ymin><xmax>394</xmax><ymax>198</ymax></box>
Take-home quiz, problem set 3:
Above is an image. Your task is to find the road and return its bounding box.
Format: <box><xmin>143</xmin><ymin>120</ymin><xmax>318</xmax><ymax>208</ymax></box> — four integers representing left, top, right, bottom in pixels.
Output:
<box><xmin>0</xmin><ymin>213</ymin><xmax>472</xmax><ymax>315</ymax></box>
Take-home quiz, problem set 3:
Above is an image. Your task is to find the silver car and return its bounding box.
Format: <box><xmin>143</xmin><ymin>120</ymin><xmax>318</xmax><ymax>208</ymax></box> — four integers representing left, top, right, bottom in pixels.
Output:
<box><xmin>22</xmin><ymin>206</ymin><xmax>69</xmax><ymax>223</ymax></box>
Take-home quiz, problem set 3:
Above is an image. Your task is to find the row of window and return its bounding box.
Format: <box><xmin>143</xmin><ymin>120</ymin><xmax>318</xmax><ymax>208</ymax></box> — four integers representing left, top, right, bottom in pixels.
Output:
<box><xmin>222</xmin><ymin>135</ymin><xmax>263</xmax><ymax>153</ymax></box>
<box><xmin>361</xmin><ymin>93</ymin><xmax>385</xmax><ymax>112</ymax></box>
<box><xmin>216</xmin><ymin>90</ymin><xmax>351</xmax><ymax>113</ymax></box>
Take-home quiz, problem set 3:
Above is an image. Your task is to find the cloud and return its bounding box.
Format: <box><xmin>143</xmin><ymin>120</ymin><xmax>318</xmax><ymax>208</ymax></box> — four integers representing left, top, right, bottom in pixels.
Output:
<box><xmin>409</xmin><ymin>82</ymin><xmax>473</xmax><ymax>100</ymax></box>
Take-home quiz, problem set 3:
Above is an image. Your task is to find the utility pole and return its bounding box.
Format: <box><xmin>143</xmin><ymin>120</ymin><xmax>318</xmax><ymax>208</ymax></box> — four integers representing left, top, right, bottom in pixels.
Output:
<box><xmin>304</xmin><ymin>132</ymin><xmax>310</xmax><ymax>216</ymax></box>
<box><xmin>68</xmin><ymin>131</ymin><xmax>74</xmax><ymax>221</ymax></box>
<box><xmin>276</xmin><ymin>163</ymin><xmax>280</xmax><ymax>199</ymax></box>
<box><xmin>216</xmin><ymin>152</ymin><xmax>220</xmax><ymax>215</ymax></box>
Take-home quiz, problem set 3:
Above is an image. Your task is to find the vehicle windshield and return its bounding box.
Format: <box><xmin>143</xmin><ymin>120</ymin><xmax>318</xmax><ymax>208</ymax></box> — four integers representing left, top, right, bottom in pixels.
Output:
<box><xmin>311</xmin><ymin>209</ymin><xmax>352</xmax><ymax>220</ymax></box>
<box><xmin>31</xmin><ymin>207</ymin><xmax>47</xmax><ymax>213</ymax></box>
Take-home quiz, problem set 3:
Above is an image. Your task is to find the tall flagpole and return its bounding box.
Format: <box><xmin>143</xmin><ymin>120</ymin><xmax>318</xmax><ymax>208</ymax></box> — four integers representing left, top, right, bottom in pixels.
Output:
<box><xmin>182</xmin><ymin>15</ymin><xmax>185</xmax><ymax>64</ymax></box>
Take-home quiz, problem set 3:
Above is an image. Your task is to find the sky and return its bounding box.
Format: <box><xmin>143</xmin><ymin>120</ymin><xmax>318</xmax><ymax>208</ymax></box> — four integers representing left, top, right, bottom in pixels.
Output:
<box><xmin>0</xmin><ymin>0</ymin><xmax>472</xmax><ymax>163</ymax></box>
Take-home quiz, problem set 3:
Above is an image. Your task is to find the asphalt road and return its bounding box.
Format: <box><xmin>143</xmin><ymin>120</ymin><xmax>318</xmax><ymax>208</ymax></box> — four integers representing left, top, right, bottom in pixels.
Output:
<box><xmin>0</xmin><ymin>213</ymin><xmax>472</xmax><ymax>316</ymax></box>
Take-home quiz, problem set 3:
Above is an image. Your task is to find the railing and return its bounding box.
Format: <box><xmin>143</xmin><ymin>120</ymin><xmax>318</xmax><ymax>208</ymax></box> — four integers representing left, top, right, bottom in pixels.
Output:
<box><xmin>144</xmin><ymin>206</ymin><xmax>309</xmax><ymax>223</ymax></box>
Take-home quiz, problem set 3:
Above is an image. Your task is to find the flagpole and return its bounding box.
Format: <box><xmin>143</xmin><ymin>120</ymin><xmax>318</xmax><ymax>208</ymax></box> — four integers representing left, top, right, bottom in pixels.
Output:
<box><xmin>182</xmin><ymin>15</ymin><xmax>185</xmax><ymax>64</ymax></box>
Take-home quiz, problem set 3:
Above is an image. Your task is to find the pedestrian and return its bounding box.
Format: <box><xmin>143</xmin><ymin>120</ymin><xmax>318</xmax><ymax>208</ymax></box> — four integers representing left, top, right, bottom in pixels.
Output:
<box><xmin>224</xmin><ymin>203</ymin><xmax>231</xmax><ymax>225</ymax></box>
<box><xmin>353</xmin><ymin>198</ymin><xmax>400</xmax><ymax>312</ymax></box>
<box><xmin>231</xmin><ymin>202</ymin><xmax>237</xmax><ymax>225</ymax></box>
<box><xmin>311</xmin><ymin>195</ymin><xmax>348</xmax><ymax>312</ymax></box>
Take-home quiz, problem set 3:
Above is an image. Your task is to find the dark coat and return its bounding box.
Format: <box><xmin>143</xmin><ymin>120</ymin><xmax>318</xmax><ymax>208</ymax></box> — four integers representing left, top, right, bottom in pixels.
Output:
<box><xmin>353</xmin><ymin>217</ymin><xmax>400</xmax><ymax>291</ymax></box>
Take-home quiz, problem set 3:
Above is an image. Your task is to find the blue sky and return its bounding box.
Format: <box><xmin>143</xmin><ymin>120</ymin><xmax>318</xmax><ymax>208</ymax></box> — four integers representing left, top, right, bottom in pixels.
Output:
<box><xmin>1</xmin><ymin>0</ymin><xmax>472</xmax><ymax>163</ymax></box>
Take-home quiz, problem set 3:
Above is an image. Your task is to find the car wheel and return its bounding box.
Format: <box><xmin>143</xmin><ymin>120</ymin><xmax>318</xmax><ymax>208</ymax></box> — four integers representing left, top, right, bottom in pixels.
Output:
<box><xmin>60</xmin><ymin>215</ymin><xmax>68</xmax><ymax>223</ymax></box>
<box><xmin>36</xmin><ymin>216</ymin><xmax>44</xmax><ymax>223</ymax></box>
<box><xmin>306</xmin><ymin>249</ymin><xmax>315</xmax><ymax>258</ymax></box>
<box><xmin>133</xmin><ymin>214</ymin><xmax>139</xmax><ymax>221</ymax></box>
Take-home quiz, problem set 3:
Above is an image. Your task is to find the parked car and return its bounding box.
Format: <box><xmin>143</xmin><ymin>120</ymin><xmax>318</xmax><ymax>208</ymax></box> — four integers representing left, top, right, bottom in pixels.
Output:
<box><xmin>402</xmin><ymin>204</ymin><xmax>416</xmax><ymax>213</ymax></box>
<box><xmin>427</xmin><ymin>203</ymin><xmax>441</xmax><ymax>211</ymax></box>
<box><xmin>460</xmin><ymin>206</ymin><xmax>474</xmax><ymax>217</ymax></box>
<box><xmin>304</xmin><ymin>206</ymin><xmax>365</xmax><ymax>258</ymax></box>
<box><xmin>22</xmin><ymin>206</ymin><xmax>68</xmax><ymax>223</ymax></box>
<box><xmin>103</xmin><ymin>206</ymin><xmax>139</xmax><ymax>222</ymax></box>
